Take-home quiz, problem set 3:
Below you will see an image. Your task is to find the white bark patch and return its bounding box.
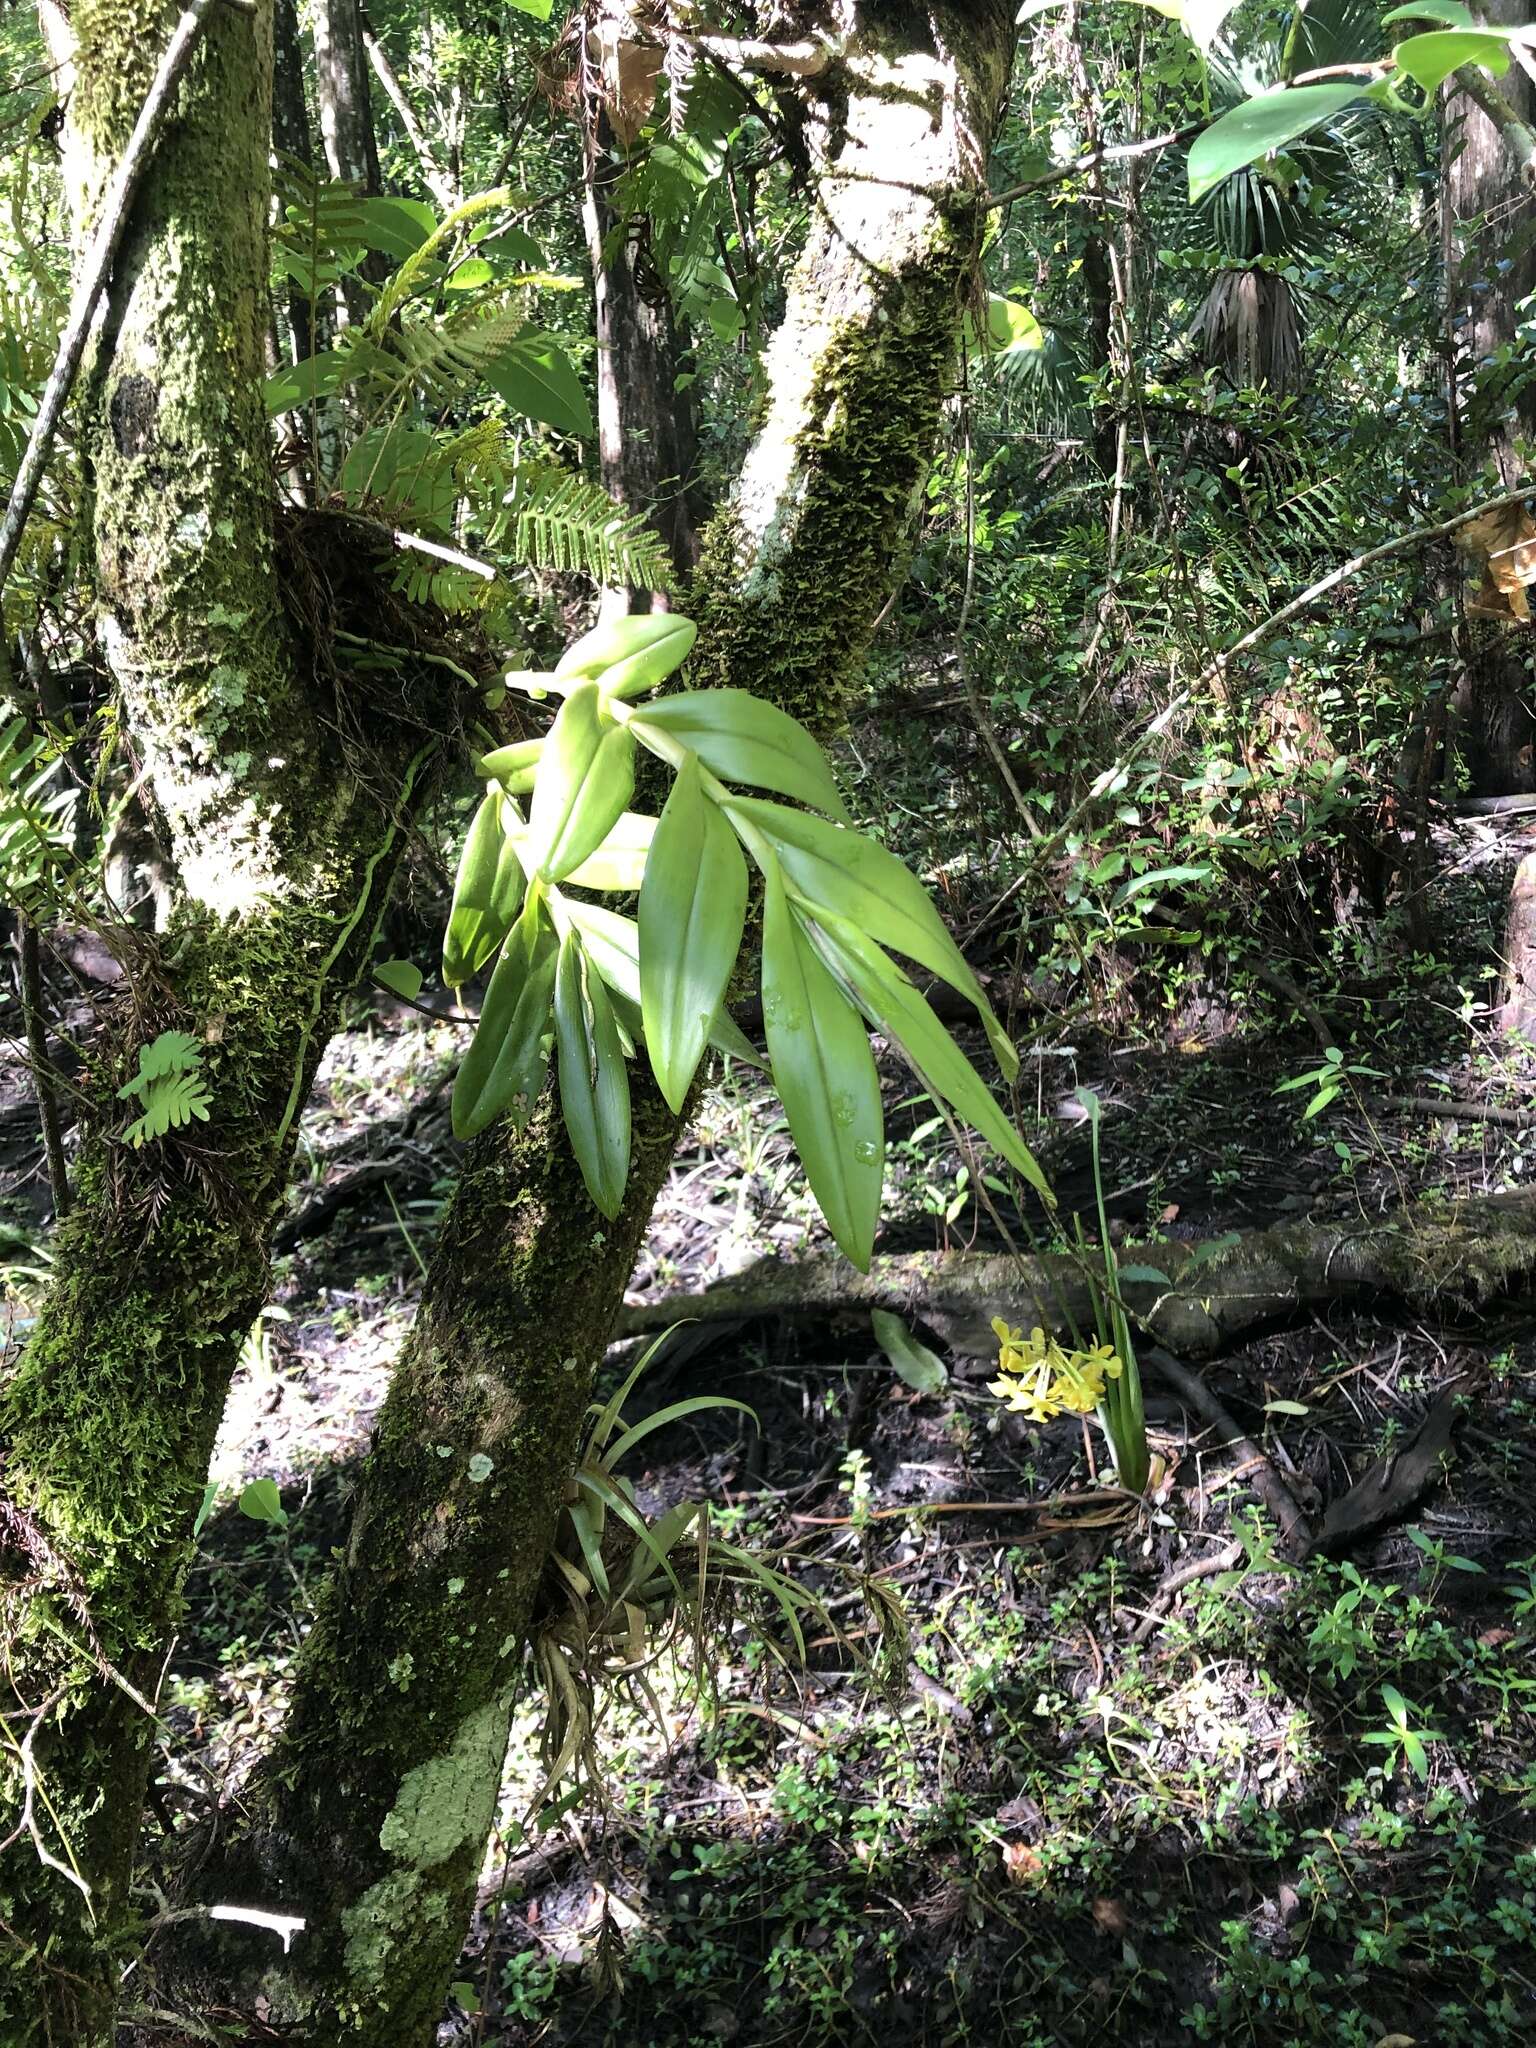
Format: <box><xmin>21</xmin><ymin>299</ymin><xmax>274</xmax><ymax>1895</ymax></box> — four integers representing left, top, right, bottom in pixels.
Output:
<box><xmin>731</xmin><ymin>43</ymin><xmax>961</xmax><ymax>569</ymax></box>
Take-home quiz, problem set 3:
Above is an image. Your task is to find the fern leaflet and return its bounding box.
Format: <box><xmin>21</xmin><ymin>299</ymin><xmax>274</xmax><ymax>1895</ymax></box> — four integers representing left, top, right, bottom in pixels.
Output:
<box><xmin>0</xmin><ymin>716</ymin><xmax>76</xmax><ymax>904</ymax></box>
<box><xmin>503</xmin><ymin>469</ymin><xmax>675</xmax><ymax>593</ymax></box>
<box><xmin>118</xmin><ymin>1031</ymin><xmax>212</xmax><ymax>1145</ymax></box>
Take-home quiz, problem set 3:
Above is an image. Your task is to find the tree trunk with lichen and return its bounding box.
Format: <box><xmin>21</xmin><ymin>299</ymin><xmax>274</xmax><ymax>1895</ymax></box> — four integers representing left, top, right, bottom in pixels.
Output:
<box><xmin>0</xmin><ymin>6</ymin><xmax>450</xmax><ymax>2041</ymax></box>
<box><xmin>197</xmin><ymin>7</ymin><xmax>1017</xmax><ymax>2041</ymax></box>
<box><xmin>313</xmin><ymin>0</ymin><xmax>380</xmax><ymax>193</ymax></box>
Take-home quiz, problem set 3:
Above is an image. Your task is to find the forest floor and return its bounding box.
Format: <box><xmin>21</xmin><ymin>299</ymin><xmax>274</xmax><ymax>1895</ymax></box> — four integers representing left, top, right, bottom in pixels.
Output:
<box><xmin>5</xmin><ymin>819</ymin><xmax>1536</xmax><ymax>2047</ymax></box>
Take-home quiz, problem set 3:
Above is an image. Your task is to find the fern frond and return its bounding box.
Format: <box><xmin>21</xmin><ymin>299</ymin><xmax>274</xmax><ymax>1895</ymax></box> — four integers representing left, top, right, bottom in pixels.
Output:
<box><xmin>504</xmin><ymin>468</ymin><xmax>675</xmax><ymax>593</ymax></box>
<box><xmin>122</xmin><ymin>1072</ymin><xmax>213</xmax><ymax>1146</ymax></box>
<box><xmin>118</xmin><ymin>1030</ymin><xmax>211</xmax><ymax>1146</ymax></box>
<box><xmin>368</xmin><ymin>303</ymin><xmax>528</xmax><ymax>411</ymax></box>
<box><xmin>135</xmin><ymin>1028</ymin><xmax>203</xmax><ymax>1079</ymax></box>
<box><xmin>0</xmin><ymin>285</ymin><xmax>53</xmax><ymax>480</ymax></box>
<box><xmin>272</xmin><ymin>157</ymin><xmax>373</xmax><ymax>300</ymax></box>
<box><xmin>390</xmin><ymin>558</ymin><xmax>498</xmax><ymax>612</ymax></box>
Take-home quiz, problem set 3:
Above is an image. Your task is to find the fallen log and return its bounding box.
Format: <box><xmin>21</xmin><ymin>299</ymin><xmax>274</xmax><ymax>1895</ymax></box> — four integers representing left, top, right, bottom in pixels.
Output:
<box><xmin>617</xmin><ymin>1190</ymin><xmax>1536</xmax><ymax>1360</ymax></box>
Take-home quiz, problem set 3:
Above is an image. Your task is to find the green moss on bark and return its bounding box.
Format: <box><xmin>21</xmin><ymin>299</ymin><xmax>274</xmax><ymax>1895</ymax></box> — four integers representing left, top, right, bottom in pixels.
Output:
<box><xmin>688</xmin><ymin>279</ymin><xmax>966</xmax><ymax>729</ymax></box>
<box><xmin>0</xmin><ymin>5</ymin><xmax>453</xmax><ymax>2040</ymax></box>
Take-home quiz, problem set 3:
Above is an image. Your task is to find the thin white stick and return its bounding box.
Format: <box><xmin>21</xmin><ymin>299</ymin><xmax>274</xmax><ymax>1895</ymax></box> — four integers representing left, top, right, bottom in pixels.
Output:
<box><xmin>207</xmin><ymin>1902</ymin><xmax>307</xmax><ymax>1951</ymax></box>
<box><xmin>677</xmin><ymin>32</ymin><xmax>833</xmax><ymax>78</ymax></box>
<box><xmin>391</xmin><ymin>527</ymin><xmax>496</xmax><ymax>580</ymax></box>
<box><xmin>0</xmin><ymin>0</ymin><xmax>222</xmax><ymax>593</ymax></box>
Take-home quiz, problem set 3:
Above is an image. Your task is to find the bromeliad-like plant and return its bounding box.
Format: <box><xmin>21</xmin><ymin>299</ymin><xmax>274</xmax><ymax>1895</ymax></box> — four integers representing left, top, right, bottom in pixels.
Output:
<box><xmin>532</xmin><ymin>1337</ymin><xmax>824</xmax><ymax>1805</ymax></box>
<box><xmin>441</xmin><ymin>614</ymin><xmax>1048</xmax><ymax>1269</ymax></box>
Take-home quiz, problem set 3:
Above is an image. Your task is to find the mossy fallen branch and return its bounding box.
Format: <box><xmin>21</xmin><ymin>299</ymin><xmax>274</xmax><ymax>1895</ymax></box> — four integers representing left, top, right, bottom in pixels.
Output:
<box><xmin>616</xmin><ymin>1190</ymin><xmax>1536</xmax><ymax>1361</ymax></box>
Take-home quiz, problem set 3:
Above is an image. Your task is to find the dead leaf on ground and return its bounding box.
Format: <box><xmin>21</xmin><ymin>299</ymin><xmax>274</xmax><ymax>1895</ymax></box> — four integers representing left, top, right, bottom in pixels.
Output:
<box><xmin>1317</xmin><ymin>1387</ymin><xmax>1461</xmax><ymax>1553</ymax></box>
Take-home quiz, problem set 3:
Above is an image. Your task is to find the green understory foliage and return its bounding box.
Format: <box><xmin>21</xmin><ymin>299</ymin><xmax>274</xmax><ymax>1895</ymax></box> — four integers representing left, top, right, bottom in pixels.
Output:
<box><xmin>7</xmin><ymin>0</ymin><xmax>1536</xmax><ymax>2040</ymax></box>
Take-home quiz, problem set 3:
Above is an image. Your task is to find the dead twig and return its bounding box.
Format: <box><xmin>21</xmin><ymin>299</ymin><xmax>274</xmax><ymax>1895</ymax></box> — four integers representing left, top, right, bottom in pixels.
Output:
<box><xmin>1144</xmin><ymin>1346</ymin><xmax>1313</xmax><ymax>1560</ymax></box>
<box><xmin>1130</xmin><ymin>1539</ymin><xmax>1244</xmax><ymax>1644</ymax></box>
<box><xmin>1367</xmin><ymin>1094</ymin><xmax>1536</xmax><ymax>1129</ymax></box>
<box><xmin>789</xmin><ymin>1486</ymin><xmax>1143</xmax><ymax>1529</ymax></box>
<box><xmin>1316</xmin><ymin>1384</ymin><xmax>1464</xmax><ymax>1553</ymax></box>
<box><xmin>1198</xmin><ymin>486</ymin><xmax>1536</xmax><ymax>693</ymax></box>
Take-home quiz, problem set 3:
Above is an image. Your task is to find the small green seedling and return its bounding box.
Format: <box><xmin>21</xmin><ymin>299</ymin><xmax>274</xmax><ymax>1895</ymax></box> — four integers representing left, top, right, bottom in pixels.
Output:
<box><xmin>1407</xmin><ymin>1524</ymin><xmax>1485</xmax><ymax>1592</ymax></box>
<box><xmin>238</xmin><ymin>1477</ymin><xmax>288</xmax><ymax>1528</ymax></box>
<box><xmin>1273</xmin><ymin>1043</ymin><xmax>1383</xmax><ymax>1121</ymax></box>
<box><xmin>1361</xmin><ymin>1682</ymin><xmax>1443</xmax><ymax>1782</ymax></box>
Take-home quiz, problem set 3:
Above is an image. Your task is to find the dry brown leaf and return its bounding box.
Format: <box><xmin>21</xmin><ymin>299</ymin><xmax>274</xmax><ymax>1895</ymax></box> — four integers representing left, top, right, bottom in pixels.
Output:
<box><xmin>1456</xmin><ymin>502</ymin><xmax>1536</xmax><ymax>623</ymax></box>
<box><xmin>592</xmin><ymin>25</ymin><xmax>663</xmax><ymax>147</ymax></box>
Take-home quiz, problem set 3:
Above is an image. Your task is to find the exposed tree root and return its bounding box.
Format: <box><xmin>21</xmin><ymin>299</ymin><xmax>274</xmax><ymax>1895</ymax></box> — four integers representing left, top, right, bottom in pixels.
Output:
<box><xmin>617</xmin><ymin>1189</ymin><xmax>1536</xmax><ymax>1361</ymax></box>
<box><xmin>1143</xmin><ymin>1344</ymin><xmax>1312</xmax><ymax>1559</ymax></box>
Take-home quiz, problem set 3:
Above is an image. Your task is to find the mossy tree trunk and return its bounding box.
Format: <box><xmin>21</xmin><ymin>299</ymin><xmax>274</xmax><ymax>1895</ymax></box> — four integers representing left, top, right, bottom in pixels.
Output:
<box><xmin>0</xmin><ymin>5</ymin><xmax>443</xmax><ymax>2040</ymax></box>
<box><xmin>1441</xmin><ymin>0</ymin><xmax>1536</xmax><ymax>792</ymax></box>
<box><xmin>214</xmin><ymin>7</ymin><xmax>1018</xmax><ymax>2041</ymax></box>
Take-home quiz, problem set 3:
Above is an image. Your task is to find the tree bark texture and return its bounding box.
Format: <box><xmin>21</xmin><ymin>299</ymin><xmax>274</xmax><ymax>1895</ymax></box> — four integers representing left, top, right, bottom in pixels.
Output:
<box><xmin>208</xmin><ymin>8</ymin><xmax>1020</xmax><ymax>2042</ymax></box>
<box><xmin>1497</xmin><ymin>836</ymin><xmax>1536</xmax><ymax>1033</ymax></box>
<box><xmin>582</xmin><ymin>106</ymin><xmax>702</xmax><ymax>608</ymax></box>
<box><xmin>273</xmin><ymin>0</ymin><xmax>318</xmax><ymax>362</ymax></box>
<box><xmin>0</xmin><ymin>4</ymin><xmax>450</xmax><ymax>2039</ymax></box>
<box><xmin>313</xmin><ymin>0</ymin><xmax>380</xmax><ymax>192</ymax></box>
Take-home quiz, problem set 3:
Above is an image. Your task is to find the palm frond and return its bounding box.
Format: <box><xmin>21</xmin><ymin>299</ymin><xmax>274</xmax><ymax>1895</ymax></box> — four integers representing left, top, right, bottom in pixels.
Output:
<box><xmin>1188</xmin><ymin>269</ymin><xmax>1304</xmax><ymax>395</ymax></box>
